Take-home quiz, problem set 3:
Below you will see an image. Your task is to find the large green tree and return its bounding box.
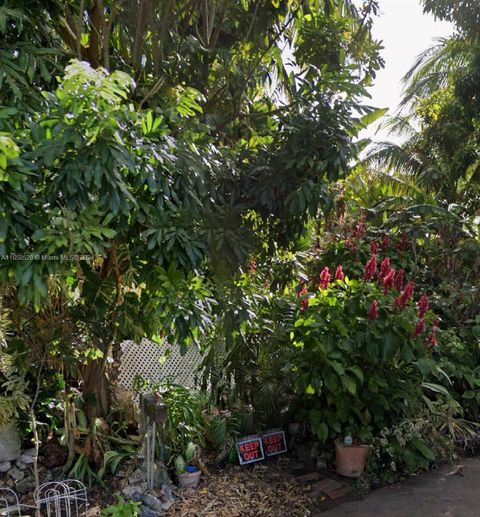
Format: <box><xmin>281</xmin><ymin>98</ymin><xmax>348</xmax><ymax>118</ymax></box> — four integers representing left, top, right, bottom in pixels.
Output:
<box><xmin>1</xmin><ymin>0</ymin><xmax>384</xmax><ymax>419</ymax></box>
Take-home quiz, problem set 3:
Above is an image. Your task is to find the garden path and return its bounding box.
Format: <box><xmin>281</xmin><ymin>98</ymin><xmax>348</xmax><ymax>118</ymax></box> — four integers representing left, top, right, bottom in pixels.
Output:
<box><xmin>323</xmin><ymin>456</ymin><xmax>480</xmax><ymax>517</ymax></box>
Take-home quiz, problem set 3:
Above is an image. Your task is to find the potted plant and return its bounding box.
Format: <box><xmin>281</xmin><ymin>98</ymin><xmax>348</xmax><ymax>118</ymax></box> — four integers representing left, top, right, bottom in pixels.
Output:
<box><xmin>335</xmin><ymin>433</ymin><xmax>371</xmax><ymax>478</ymax></box>
<box><xmin>175</xmin><ymin>442</ymin><xmax>201</xmax><ymax>489</ymax></box>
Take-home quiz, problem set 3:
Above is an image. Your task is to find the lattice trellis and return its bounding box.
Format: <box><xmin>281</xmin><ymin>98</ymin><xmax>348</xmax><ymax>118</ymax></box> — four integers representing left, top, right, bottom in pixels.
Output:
<box><xmin>118</xmin><ymin>339</ymin><xmax>202</xmax><ymax>392</ymax></box>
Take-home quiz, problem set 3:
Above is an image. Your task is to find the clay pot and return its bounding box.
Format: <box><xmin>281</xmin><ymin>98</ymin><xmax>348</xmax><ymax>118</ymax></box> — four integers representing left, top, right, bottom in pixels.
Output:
<box><xmin>177</xmin><ymin>469</ymin><xmax>201</xmax><ymax>489</ymax></box>
<box><xmin>335</xmin><ymin>442</ymin><xmax>370</xmax><ymax>478</ymax></box>
<box><xmin>0</xmin><ymin>423</ymin><xmax>21</xmax><ymax>462</ymax></box>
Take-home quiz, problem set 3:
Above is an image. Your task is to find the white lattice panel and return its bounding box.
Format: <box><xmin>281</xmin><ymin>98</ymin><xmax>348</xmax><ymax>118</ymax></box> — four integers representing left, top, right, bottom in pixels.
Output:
<box><xmin>118</xmin><ymin>338</ymin><xmax>202</xmax><ymax>392</ymax></box>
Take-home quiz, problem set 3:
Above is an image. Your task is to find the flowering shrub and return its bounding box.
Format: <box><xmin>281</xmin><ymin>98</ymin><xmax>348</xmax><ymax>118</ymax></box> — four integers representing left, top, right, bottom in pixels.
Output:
<box><xmin>292</xmin><ymin>254</ymin><xmax>440</xmax><ymax>443</ymax></box>
<box><xmin>366</xmin><ymin>419</ymin><xmax>434</xmax><ymax>486</ymax></box>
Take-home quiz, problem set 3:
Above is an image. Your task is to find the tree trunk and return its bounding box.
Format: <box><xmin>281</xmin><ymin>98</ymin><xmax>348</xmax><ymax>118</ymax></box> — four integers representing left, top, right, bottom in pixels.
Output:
<box><xmin>81</xmin><ymin>357</ymin><xmax>110</xmax><ymax>418</ymax></box>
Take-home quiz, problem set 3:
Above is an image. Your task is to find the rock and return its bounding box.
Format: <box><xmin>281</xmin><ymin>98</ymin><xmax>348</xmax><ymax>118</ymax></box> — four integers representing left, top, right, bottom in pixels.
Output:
<box><xmin>128</xmin><ymin>468</ymin><xmax>145</xmax><ymax>485</ymax></box>
<box><xmin>140</xmin><ymin>506</ymin><xmax>159</xmax><ymax>517</ymax></box>
<box><xmin>0</xmin><ymin>425</ymin><xmax>21</xmax><ymax>462</ymax></box>
<box><xmin>7</xmin><ymin>466</ymin><xmax>24</xmax><ymax>481</ymax></box>
<box><xmin>16</xmin><ymin>460</ymin><xmax>26</xmax><ymax>470</ymax></box>
<box><xmin>155</xmin><ymin>483</ymin><xmax>172</xmax><ymax>500</ymax></box>
<box><xmin>122</xmin><ymin>486</ymin><xmax>142</xmax><ymax>499</ymax></box>
<box><xmin>316</xmin><ymin>458</ymin><xmax>327</xmax><ymax>470</ymax></box>
<box><xmin>131</xmin><ymin>493</ymin><xmax>143</xmax><ymax>503</ymax></box>
<box><xmin>22</xmin><ymin>448</ymin><xmax>36</xmax><ymax>458</ymax></box>
<box><xmin>19</xmin><ymin>454</ymin><xmax>35</xmax><ymax>465</ymax></box>
<box><xmin>142</xmin><ymin>494</ymin><xmax>165</xmax><ymax>512</ymax></box>
<box><xmin>15</xmin><ymin>476</ymin><xmax>35</xmax><ymax>495</ymax></box>
<box><xmin>159</xmin><ymin>500</ymin><xmax>172</xmax><ymax>511</ymax></box>
<box><xmin>0</xmin><ymin>461</ymin><xmax>11</xmax><ymax>473</ymax></box>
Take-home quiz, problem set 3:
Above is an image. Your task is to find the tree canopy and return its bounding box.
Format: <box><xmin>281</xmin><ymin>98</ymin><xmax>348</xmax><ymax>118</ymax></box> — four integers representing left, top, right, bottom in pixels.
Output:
<box><xmin>1</xmin><ymin>1</ymin><xmax>385</xmax><ymax>343</ymax></box>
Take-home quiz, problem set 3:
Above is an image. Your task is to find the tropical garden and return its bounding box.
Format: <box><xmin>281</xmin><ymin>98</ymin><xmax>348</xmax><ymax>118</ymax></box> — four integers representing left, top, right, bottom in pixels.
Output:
<box><xmin>0</xmin><ymin>0</ymin><xmax>479</xmax><ymax>515</ymax></box>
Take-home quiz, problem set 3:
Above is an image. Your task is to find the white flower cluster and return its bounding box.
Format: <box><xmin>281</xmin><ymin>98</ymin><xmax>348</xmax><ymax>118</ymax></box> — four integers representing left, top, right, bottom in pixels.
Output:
<box><xmin>371</xmin><ymin>418</ymin><xmax>428</xmax><ymax>462</ymax></box>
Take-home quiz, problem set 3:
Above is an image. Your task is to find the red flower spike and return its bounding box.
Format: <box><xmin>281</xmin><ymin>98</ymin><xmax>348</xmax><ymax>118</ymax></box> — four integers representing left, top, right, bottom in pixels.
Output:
<box><xmin>394</xmin><ymin>269</ymin><xmax>405</xmax><ymax>291</ymax></box>
<box><xmin>396</xmin><ymin>233</ymin><xmax>409</xmax><ymax>252</ymax></box>
<box><xmin>364</xmin><ymin>254</ymin><xmax>377</xmax><ymax>281</ymax></box>
<box><xmin>380</xmin><ymin>234</ymin><xmax>390</xmax><ymax>250</ymax></box>
<box><xmin>417</xmin><ymin>293</ymin><xmax>429</xmax><ymax>319</ymax></box>
<box><xmin>298</xmin><ymin>285</ymin><xmax>309</xmax><ymax>312</ymax></box>
<box><xmin>370</xmin><ymin>241</ymin><xmax>378</xmax><ymax>254</ymax></box>
<box><xmin>426</xmin><ymin>325</ymin><xmax>438</xmax><ymax>348</ymax></box>
<box><xmin>334</xmin><ymin>265</ymin><xmax>345</xmax><ymax>281</ymax></box>
<box><xmin>382</xmin><ymin>268</ymin><xmax>395</xmax><ymax>294</ymax></box>
<box><xmin>319</xmin><ymin>267</ymin><xmax>331</xmax><ymax>289</ymax></box>
<box><xmin>413</xmin><ymin>318</ymin><xmax>425</xmax><ymax>337</ymax></box>
<box><xmin>378</xmin><ymin>257</ymin><xmax>391</xmax><ymax>280</ymax></box>
<box><xmin>395</xmin><ymin>281</ymin><xmax>414</xmax><ymax>310</ymax></box>
<box><xmin>368</xmin><ymin>300</ymin><xmax>379</xmax><ymax>320</ymax></box>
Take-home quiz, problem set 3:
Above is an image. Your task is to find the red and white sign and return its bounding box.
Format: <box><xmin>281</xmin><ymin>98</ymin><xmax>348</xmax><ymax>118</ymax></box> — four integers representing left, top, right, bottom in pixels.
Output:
<box><xmin>237</xmin><ymin>430</ymin><xmax>288</xmax><ymax>465</ymax></box>
<box><xmin>262</xmin><ymin>431</ymin><xmax>287</xmax><ymax>457</ymax></box>
<box><xmin>237</xmin><ymin>435</ymin><xmax>265</xmax><ymax>465</ymax></box>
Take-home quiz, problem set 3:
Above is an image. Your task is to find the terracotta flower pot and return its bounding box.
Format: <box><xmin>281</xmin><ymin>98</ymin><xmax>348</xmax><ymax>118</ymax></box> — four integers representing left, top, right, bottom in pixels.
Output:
<box><xmin>335</xmin><ymin>442</ymin><xmax>370</xmax><ymax>478</ymax></box>
<box><xmin>177</xmin><ymin>469</ymin><xmax>201</xmax><ymax>489</ymax></box>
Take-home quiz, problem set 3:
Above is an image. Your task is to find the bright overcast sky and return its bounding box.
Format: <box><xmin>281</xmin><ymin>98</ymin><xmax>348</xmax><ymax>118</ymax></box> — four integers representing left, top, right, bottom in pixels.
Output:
<box><xmin>364</xmin><ymin>0</ymin><xmax>454</xmax><ymax>141</ymax></box>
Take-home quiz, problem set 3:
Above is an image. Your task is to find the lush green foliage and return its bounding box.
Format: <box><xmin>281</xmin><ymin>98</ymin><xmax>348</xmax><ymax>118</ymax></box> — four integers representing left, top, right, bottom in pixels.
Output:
<box><xmin>292</xmin><ymin>269</ymin><xmax>438</xmax><ymax>443</ymax></box>
<box><xmin>101</xmin><ymin>497</ymin><xmax>140</xmax><ymax>517</ymax></box>
<box><xmin>0</xmin><ymin>296</ymin><xmax>30</xmax><ymax>427</ymax></box>
<box><xmin>2</xmin><ymin>0</ymin><xmax>480</xmax><ymax>493</ymax></box>
<box><xmin>422</xmin><ymin>0</ymin><xmax>480</xmax><ymax>37</ymax></box>
<box><xmin>148</xmin><ymin>382</ymin><xmax>206</xmax><ymax>464</ymax></box>
<box><xmin>0</xmin><ymin>1</ymin><xmax>385</xmax><ymax>435</ymax></box>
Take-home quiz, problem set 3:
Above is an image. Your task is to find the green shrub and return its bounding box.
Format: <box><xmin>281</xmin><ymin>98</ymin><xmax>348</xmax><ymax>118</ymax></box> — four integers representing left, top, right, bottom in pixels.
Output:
<box><xmin>291</xmin><ymin>257</ymin><xmax>440</xmax><ymax>443</ymax></box>
<box><xmin>0</xmin><ymin>352</ymin><xmax>30</xmax><ymax>428</ymax></box>
<box><xmin>433</xmin><ymin>325</ymin><xmax>480</xmax><ymax>420</ymax></box>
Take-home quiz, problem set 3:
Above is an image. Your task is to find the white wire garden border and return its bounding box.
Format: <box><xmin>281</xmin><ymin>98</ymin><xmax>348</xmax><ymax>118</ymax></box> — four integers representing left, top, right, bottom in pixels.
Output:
<box><xmin>0</xmin><ymin>479</ymin><xmax>88</xmax><ymax>517</ymax></box>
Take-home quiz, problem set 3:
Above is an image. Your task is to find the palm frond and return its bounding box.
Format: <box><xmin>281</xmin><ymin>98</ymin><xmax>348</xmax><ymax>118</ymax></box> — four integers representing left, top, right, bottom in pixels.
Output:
<box><xmin>378</xmin><ymin>115</ymin><xmax>417</xmax><ymax>140</ymax></box>
<box><xmin>401</xmin><ymin>37</ymin><xmax>471</xmax><ymax>109</ymax></box>
<box><xmin>364</xmin><ymin>141</ymin><xmax>425</xmax><ymax>176</ymax></box>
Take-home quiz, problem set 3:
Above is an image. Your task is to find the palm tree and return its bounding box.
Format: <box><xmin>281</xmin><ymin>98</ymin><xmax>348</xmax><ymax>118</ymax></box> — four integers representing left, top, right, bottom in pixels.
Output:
<box><xmin>364</xmin><ymin>36</ymin><xmax>480</xmax><ymax>209</ymax></box>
